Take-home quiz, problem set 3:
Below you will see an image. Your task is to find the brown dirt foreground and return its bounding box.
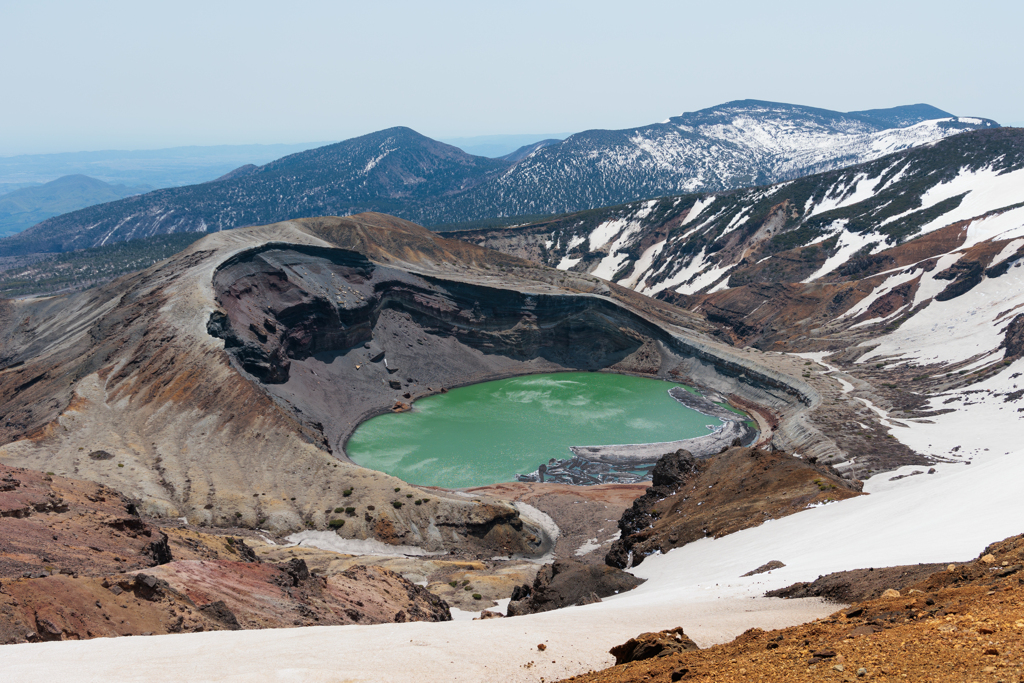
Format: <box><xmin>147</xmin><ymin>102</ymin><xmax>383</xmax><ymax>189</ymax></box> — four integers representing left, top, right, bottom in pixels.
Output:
<box><xmin>560</xmin><ymin>534</ymin><xmax>1024</xmax><ymax>683</ymax></box>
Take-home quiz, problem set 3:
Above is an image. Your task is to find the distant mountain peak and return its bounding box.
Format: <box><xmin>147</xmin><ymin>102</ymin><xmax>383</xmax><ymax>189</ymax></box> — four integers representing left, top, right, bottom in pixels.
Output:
<box><xmin>671</xmin><ymin>100</ymin><xmax>959</xmax><ymax>131</ymax></box>
<box><xmin>0</xmin><ymin>100</ymin><xmax>999</xmax><ymax>254</ymax></box>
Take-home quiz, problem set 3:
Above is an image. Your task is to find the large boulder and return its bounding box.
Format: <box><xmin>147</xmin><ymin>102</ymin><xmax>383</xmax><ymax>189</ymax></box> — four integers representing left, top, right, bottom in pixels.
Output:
<box><xmin>505</xmin><ymin>559</ymin><xmax>644</xmax><ymax>616</ymax></box>
<box><xmin>609</xmin><ymin>627</ymin><xmax>700</xmax><ymax>665</ymax></box>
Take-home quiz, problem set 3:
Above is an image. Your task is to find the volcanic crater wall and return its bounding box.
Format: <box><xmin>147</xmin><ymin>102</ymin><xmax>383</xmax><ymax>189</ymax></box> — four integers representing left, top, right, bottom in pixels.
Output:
<box><xmin>206</xmin><ymin>241</ymin><xmax>834</xmax><ymax>475</ymax></box>
<box><xmin>208</xmin><ymin>243</ymin><xmax>690</xmax><ymax>457</ymax></box>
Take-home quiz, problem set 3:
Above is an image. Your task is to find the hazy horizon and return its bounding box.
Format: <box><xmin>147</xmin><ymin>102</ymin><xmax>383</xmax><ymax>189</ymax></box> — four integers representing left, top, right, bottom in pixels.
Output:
<box><xmin>2</xmin><ymin>1</ymin><xmax>1021</xmax><ymax>156</ymax></box>
<box><xmin>4</xmin><ymin>116</ymin><xmax>1022</xmax><ymax>162</ymax></box>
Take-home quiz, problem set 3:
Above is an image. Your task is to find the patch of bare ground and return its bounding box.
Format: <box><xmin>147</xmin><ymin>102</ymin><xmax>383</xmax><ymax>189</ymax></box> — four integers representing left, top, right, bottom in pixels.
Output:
<box><xmin>559</xmin><ymin>535</ymin><xmax>1024</xmax><ymax>683</ymax></box>
<box><xmin>465</xmin><ymin>482</ymin><xmax>648</xmax><ymax>564</ymax></box>
<box><xmin>0</xmin><ymin>556</ymin><xmax>449</xmax><ymax>644</ymax></box>
<box><xmin>0</xmin><ymin>463</ymin><xmax>170</xmax><ymax>578</ymax></box>
<box><xmin>766</xmin><ymin>564</ymin><xmax>951</xmax><ymax>603</ymax></box>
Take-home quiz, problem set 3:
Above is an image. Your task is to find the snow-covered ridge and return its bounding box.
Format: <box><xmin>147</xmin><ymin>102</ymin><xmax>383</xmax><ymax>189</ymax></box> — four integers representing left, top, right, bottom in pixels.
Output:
<box><xmin>463</xmin><ymin>127</ymin><xmax>1024</xmax><ymax>390</ymax></box>
<box><xmin>441</xmin><ymin>104</ymin><xmax>996</xmax><ymax>222</ymax></box>
<box><xmin>469</xmin><ymin>127</ymin><xmax>1021</xmax><ymax>297</ymax></box>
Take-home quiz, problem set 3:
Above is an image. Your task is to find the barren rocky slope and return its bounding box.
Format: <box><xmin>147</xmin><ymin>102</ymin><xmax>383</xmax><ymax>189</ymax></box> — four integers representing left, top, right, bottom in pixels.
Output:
<box><xmin>0</xmin><ymin>462</ymin><xmax>170</xmax><ymax>578</ymax></box>
<box><xmin>0</xmin><ymin>462</ymin><xmax>450</xmax><ymax>644</ymax></box>
<box><xmin>604</xmin><ymin>447</ymin><xmax>863</xmax><ymax>569</ymax></box>
<box><xmin>0</xmin><ymin>216</ymin><xmax>555</xmax><ymax>552</ymax></box>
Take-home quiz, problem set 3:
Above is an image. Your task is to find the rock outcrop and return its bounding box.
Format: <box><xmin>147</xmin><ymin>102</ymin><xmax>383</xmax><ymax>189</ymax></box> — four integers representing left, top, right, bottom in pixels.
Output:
<box><xmin>606</xmin><ymin>447</ymin><xmax>863</xmax><ymax>568</ymax></box>
<box><xmin>0</xmin><ymin>463</ymin><xmax>451</xmax><ymax>644</ymax></box>
<box><xmin>0</xmin><ymin>558</ymin><xmax>450</xmax><ymax>644</ymax></box>
<box><xmin>610</xmin><ymin>627</ymin><xmax>700</xmax><ymax>665</ymax></box>
<box><xmin>0</xmin><ymin>463</ymin><xmax>171</xmax><ymax>578</ymax></box>
<box><xmin>765</xmin><ymin>563</ymin><xmax>950</xmax><ymax>603</ymax></box>
<box><xmin>505</xmin><ymin>559</ymin><xmax>645</xmax><ymax>616</ymax></box>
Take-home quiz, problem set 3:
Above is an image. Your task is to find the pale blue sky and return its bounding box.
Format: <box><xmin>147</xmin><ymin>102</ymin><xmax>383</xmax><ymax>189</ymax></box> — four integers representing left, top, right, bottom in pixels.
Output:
<box><xmin>2</xmin><ymin>0</ymin><xmax>1021</xmax><ymax>155</ymax></box>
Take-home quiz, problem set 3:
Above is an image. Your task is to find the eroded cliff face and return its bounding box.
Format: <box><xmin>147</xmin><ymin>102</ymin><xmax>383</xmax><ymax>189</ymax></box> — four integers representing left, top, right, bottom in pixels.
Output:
<box><xmin>208</xmin><ymin>243</ymin><xmax>680</xmax><ymax>455</ymax></box>
<box><xmin>603</xmin><ymin>447</ymin><xmax>863</xmax><ymax>569</ymax></box>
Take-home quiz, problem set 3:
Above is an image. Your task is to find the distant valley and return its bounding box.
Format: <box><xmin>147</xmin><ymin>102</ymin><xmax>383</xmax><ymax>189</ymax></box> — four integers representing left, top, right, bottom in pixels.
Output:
<box><xmin>439</xmin><ymin>133</ymin><xmax>569</xmax><ymax>158</ymax></box>
<box><xmin>0</xmin><ymin>175</ymin><xmax>151</xmax><ymax>238</ymax></box>
<box><xmin>0</xmin><ymin>142</ymin><xmax>330</xmax><ymax>191</ymax></box>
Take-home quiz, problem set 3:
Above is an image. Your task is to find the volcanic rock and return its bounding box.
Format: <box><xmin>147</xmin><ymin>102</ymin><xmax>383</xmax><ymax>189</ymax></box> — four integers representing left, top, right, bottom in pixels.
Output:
<box><xmin>197</xmin><ymin>600</ymin><xmax>241</xmax><ymax>630</ymax></box>
<box><xmin>505</xmin><ymin>559</ymin><xmax>644</xmax><ymax>616</ymax></box>
<box><xmin>610</xmin><ymin>627</ymin><xmax>700</xmax><ymax>665</ymax></box>
<box><xmin>0</xmin><ymin>463</ymin><xmax>172</xmax><ymax>578</ymax></box>
<box><xmin>741</xmin><ymin>560</ymin><xmax>786</xmax><ymax>576</ymax></box>
<box><xmin>1001</xmin><ymin>314</ymin><xmax>1024</xmax><ymax>360</ymax></box>
<box><xmin>765</xmin><ymin>564</ymin><xmax>950</xmax><ymax>603</ymax></box>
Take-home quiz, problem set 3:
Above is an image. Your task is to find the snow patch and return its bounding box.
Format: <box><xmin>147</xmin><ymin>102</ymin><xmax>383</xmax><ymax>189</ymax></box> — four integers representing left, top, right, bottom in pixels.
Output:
<box><xmin>858</xmin><ymin>252</ymin><xmax>1024</xmax><ymax>367</ymax></box>
<box><xmin>801</xmin><ymin>222</ymin><xmax>878</xmax><ymax>283</ymax></box>
<box><xmin>620</xmin><ymin>239</ymin><xmax>665</xmax><ymax>289</ymax></box>
<box><xmin>808</xmin><ymin>173</ymin><xmax>877</xmax><ymax>218</ymax></box>
<box><xmin>557</xmin><ymin>256</ymin><xmax>582</xmax><ymax>270</ymax></box>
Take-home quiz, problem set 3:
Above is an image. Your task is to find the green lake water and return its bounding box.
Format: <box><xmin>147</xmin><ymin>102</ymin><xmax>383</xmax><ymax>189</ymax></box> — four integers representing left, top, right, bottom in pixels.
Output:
<box><xmin>346</xmin><ymin>372</ymin><xmax>721</xmax><ymax>488</ymax></box>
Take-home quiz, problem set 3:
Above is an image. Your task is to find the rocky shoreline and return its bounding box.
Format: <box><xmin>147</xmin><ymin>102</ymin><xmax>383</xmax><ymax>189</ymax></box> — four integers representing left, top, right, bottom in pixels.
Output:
<box><xmin>515</xmin><ymin>386</ymin><xmax>758</xmax><ymax>485</ymax></box>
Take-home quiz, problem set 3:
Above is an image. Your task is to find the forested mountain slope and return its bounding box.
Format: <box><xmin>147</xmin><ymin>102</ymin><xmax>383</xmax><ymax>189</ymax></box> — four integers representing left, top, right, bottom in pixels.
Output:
<box><xmin>1</xmin><ymin>102</ymin><xmax>994</xmax><ymax>255</ymax></box>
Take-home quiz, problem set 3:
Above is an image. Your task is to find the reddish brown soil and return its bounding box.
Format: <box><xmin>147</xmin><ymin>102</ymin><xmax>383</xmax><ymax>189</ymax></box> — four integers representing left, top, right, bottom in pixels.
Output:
<box><xmin>0</xmin><ymin>463</ymin><xmax>168</xmax><ymax>578</ymax></box>
<box><xmin>0</xmin><ymin>462</ymin><xmax>450</xmax><ymax>643</ymax></box>
<box><xmin>767</xmin><ymin>564</ymin><xmax>952</xmax><ymax>604</ymax></box>
<box><xmin>0</xmin><ymin>558</ymin><xmax>449</xmax><ymax>644</ymax></box>
<box><xmin>147</xmin><ymin>559</ymin><xmax>450</xmax><ymax>629</ymax></box>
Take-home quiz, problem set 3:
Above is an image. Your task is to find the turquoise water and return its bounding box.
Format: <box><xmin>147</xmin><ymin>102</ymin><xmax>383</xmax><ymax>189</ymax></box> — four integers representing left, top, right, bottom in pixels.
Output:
<box><xmin>346</xmin><ymin>372</ymin><xmax>721</xmax><ymax>488</ymax></box>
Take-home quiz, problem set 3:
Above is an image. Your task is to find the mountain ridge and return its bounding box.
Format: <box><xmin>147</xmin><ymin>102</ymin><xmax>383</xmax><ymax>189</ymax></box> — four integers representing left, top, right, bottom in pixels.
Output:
<box><xmin>435</xmin><ymin>101</ymin><xmax>991</xmax><ymax>223</ymax></box>
<box><xmin>0</xmin><ymin>101</ymin><xmax>996</xmax><ymax>256</ymax></box>
<box><xmin>456</xmin><ymin>127</ymin><xmax>1024</xmax><ymax>374</ymax></box>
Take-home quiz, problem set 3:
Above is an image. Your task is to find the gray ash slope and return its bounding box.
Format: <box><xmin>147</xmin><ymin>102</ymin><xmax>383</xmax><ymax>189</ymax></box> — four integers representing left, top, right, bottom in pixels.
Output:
<box><xmin>1</xmin><ymin>101</ymin><xmax>994</xmax><ymax>256</ymax></box>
